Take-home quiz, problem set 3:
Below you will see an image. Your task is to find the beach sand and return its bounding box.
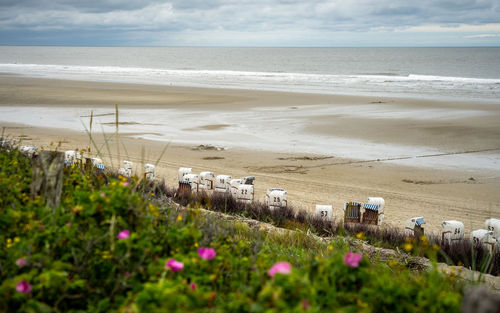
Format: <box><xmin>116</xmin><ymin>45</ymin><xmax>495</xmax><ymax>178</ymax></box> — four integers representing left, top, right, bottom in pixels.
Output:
<box><xmin>1</xmin><ymin>75</ymin><xmax>499</xmax><ymax>234</ymax></box>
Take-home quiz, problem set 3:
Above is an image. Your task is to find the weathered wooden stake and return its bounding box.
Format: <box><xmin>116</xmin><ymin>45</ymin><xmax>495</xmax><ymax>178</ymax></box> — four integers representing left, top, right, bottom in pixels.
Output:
<box><xmin>31</xmin><ymin>151</ymin><xmax>64</xmax><ymax>208</ymax></box>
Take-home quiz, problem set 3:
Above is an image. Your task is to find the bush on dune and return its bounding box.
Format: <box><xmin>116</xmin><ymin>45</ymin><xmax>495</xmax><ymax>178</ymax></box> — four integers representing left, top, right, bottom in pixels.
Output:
<box><xmin>0</xmin><ymin>148</ymin><xmax>465</xmax><ymax>312</ymax></box>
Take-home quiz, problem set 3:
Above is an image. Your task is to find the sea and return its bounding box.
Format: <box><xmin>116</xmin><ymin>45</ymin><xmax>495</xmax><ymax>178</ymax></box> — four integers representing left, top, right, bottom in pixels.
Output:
<box><xmin>0</xmin><ymin>46</ymin><xmax>499</xmax><ymax>102</ymax></box>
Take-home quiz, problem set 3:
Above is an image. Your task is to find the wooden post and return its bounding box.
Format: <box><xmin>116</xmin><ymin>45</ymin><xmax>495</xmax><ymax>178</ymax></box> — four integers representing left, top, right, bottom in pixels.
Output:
<box><xmin>31</xmin><ymin>151</ymin><xmax>64</xmax><ymax>208</ymax></box>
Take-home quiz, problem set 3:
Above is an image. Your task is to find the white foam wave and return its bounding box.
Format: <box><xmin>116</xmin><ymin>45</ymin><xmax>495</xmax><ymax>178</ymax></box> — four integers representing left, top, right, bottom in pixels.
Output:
<box><xmin>1</xmin><ymin>63</ymin><xmax>499</xmax><ymax>101</ymax></box>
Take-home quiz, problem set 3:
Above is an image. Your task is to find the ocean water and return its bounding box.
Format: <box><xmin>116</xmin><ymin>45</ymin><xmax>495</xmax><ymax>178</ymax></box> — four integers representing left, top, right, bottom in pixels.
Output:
<box><xmin>1</xmin><ymin>46</ymin><xmax>500</xmax><ymax>101</ymax></box>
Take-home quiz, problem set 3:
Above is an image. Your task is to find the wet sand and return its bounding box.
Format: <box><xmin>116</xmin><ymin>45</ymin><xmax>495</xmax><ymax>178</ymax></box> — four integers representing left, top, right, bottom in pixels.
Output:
<box><xmin>1</xmin><ymin>75</ymin><xmax>499</xmax><ymax>234</ymax></box>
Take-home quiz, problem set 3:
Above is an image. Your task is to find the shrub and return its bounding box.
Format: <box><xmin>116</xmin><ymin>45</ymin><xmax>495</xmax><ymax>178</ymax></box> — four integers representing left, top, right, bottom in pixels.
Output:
<box><xmin>0</xmin><ymin>149</ymin><xmax>466</xmax><ymax>312</ymax></box>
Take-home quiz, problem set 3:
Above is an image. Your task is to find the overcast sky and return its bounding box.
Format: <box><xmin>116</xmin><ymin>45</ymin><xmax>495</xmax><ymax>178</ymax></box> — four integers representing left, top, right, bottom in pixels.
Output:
<box><xmin>1</xmin><ymin>0</ymin><xmax>499</xmax><ymax>46</ymax></box>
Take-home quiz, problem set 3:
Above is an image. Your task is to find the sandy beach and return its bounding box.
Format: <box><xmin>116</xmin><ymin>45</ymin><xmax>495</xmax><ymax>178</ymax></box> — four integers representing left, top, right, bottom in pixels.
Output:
<box><xmin>1</xmin><ymin>75</ymin><xmax>499</xmax><ymax>234</ymax></box>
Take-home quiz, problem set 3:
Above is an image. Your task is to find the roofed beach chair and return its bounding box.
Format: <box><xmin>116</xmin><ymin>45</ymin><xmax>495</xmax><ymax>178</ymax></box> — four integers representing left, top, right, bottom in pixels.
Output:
<box><xmin>361</xmin><ymin>203</ymin><xmax>379</xmax><ymax>225</ymax></box>
<box><xmin>214</xmin><ymin>175</ymin><xmax>232</xmax><ymax>193</ymax></box>
<box><xmin>441</xmin><ymin>220</ymin><xmax>464</xmax><ymax>243</ymax></box>
<box><xmin>177</xmin><ymin>180</ymin><xmax>192</xmax><ymax>196</ymax></box>
<box><xmin>404</xmin><ymin>217</ymin><xmax>425</xmax><ymax>237</ymax></box>
<box><xmin>266</xmin><ymin>188</ymin><xmax>287</xmax><ymax>210</ymax></box>
<box><xmin>344</xmin><ymin>202</ymin><xmax>362</xmax><ymax>224</ymax></box>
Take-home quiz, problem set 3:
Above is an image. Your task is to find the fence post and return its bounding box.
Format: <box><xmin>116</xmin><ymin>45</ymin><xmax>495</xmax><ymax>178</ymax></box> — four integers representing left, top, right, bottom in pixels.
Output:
<box><xmin>31</xmin><ymin>151</ymin><xmax>64</xmax><ymax>208</ymax></box>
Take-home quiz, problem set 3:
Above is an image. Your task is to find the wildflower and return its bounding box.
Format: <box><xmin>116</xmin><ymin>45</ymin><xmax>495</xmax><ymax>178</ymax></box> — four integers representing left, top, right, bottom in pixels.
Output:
<box><xmin>328</xmin><ymin>245</ymin><xmax>333</xmax><ymax>251</ymax></box>
<box><xmin>388</xmin><ymin>259</ymin><xmax>399</xmax><ymax>267</ymax></box>
<box><xmin>66</xmin><ymin>222</ymin><xmax>72</xmax><ymax>227</ymax></box>
<box><xmin>194</xmin><ymin>242</ymin><xmax>199</xmax><ymax>248</ymax></box>
<box><xmin>100</xmin><ymin>192</ymin><xmax>105</xmax><ymax>197</ymax></box>
<box><xmin>198</xmin><ymin>248</ymin><xmax>216</xmax><ymax>260</ymax></box>
<box><xmin>177</xmin><ymin>215</ymin><xmax>183</xmax><ymax>221</ymax></box>
<box><xmin>343</xmin><ymin>252</ymin><xmax>362</xmax><ymax>268</ymax></box>
<box><xmin>117</xmin><ymin>230</ymin><xmax>130</xmax><ymax>240</ymax></box>
<box><xmin>403</xmin><ymin>243</ymin><xmax>413</xmax><ymax>252</ymax></box>
<box><xmin>165</xmin><ymin>258</ymin><xmax>184</xmax><ymax>272</ymax></box>
<box><xmin>16</xmin><ymin>281</ymin><xmax>32</xmax><ymax>293</ymax></box>
<box><xmin>268</xmin><ymin>261</ymin><xmax>292</xmax><ymax>277</ymax></box>
<box><xmin>190</xmin><ymin>282</ymin><xmax>197</xmax><ymax>290</ymax></box>
<box><xmin>101</xmin><ymin>251</ymin><xmax>112</xmax><ymax>259</ymax></box>
<box><xmin>420</xmin><ymin>235</ymin><xmax>428</xmax><ymax>246</ymax></box>
<box><xmin>122</xmin><ymin>181</ymin><xmax>130</xmax><ymax>186</ymax></box>
<box><xmin>124</xmin><ymin>272</ymin><xmax>131</xmax><ymax>278</ymax></box>
<box><xmin>13</xmin><ymin>237</ymin><xmax>20</xmax><ymax>243</ymax></box>
<box><xmin>16</xmin><ymin>257</ymin><xmax>27</xmax><ymax>268</ymax></box>
<box><xmin>356</xmin><ymin>232</ymin><xmax>365</xmax><ymax>240</ymax></box>
<box><xmin>301</xmin><ymin>299</ymin><xmax>311</xmax><ymax>310</ymax></box>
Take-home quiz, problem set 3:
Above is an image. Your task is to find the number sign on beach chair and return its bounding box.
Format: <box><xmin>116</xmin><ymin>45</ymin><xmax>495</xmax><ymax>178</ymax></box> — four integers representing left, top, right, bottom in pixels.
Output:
<box><xmin>236</xmin><ymin>184</ymin><xmax>254</xmax><ymax>204</ymax></box>
<box><xmin>441</xmin><ymin>220</ymin><xmax>464</xmax><ymax>243</ymax></box>
<box><xmin>214</xmin><ymin>175</ymin><xmax>232</xmax><ymax>193</ymax></box>
<box><xmin>344</xmin><ymin>202</ymin><xmax>362</xmax><ymax>224</ymax></box>
<box><xmin>178</xmin><ymin>167</ymin><xmax>192</xmax><ymax>182</ymax></box>
<box><xmin>199</xmin><ymin>172</ymin><xmax>215</xmax><ymax>190</ymax></box>
<box><xmin>144</xmin><ymin>164</ymin><xmax>155</xmax><ymax>181</ymax></box>
<box><xmin>266</xmin><ymin>188</ymin><xmax>287</xmax><ymax>210</ymax></box>
<box><xmin>485</xmin><ymin>218</ymin><xmax>500</xmax><ymax>244</ymax></box>
<box><xmin>316</xmin><ymin>205</ymin><xmax>333</xmax><ymax>220</ymax></box>
<box><xmin>470</xmin><ymin>229</ymin><xmax>496</xmax><ymax>254</ymax></box>
<box><xmin>404</xmin><ymin>217</ymin><xmax>426</xmax><ymax>237</ymax></box>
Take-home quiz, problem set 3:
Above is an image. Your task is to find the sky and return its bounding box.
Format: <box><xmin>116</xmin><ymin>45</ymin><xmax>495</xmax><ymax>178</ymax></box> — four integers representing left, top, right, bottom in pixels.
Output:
<box><xmin>0</xmin><ymin>0</ymin><xmax>499</xmax><ymax>46</ymax></box>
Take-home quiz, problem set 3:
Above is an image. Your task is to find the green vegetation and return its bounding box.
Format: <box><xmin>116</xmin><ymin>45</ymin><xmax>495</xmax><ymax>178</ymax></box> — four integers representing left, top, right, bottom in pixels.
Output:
<box><xmin>0</xmin><ymin>148</ymin><xmax>464</xmax><ymax>312</ymax></box>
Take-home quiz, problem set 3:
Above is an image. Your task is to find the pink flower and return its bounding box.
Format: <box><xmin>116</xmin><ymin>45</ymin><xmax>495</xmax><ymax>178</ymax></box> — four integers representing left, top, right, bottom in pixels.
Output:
<box><xmin>16</xmin><ymin>280</ymin><xmax>32</xmax><ymax>293</ymax></box>
<box><xmin>302</xmin><ymin>299</ymin><xmax>311</xmax><ymax>310</ymax></box>
<box><xmin>123</xmin><ymin>182</ymin><xmax>130</xmax><ymax>186</ymax></box>
<box><xmin>268</xmin><ymin>261</ymin><xmax>292</xmax><ymax>277</ymax></box>
<box><xmin>16</xmin><ymin>257</ymin><xmax>27</xmax><ymax>268</ymax></box>
<box><xmin>124</xmin><ymin>272</ymin><xmax>131</xmax><ymax>278</ymax></box>
<box><xmin>343</xmin><ymin>252</ymin><xmax>362</xmax><ymax>268</ymax></box>
<box><xmin>190</xmin><ymin>282</ymin><xmax>197</xmax><ymax>290</ymax></box>
<box><xmin>66</xmin><ymin>222</ymin><xmax>72</xmax><ymax>227</ymax></box>
<box><xmin>100</xmin><ymin>192</ymin><xmax>105</xmax><ymax>197</ymax></box>
<box><xmin>165</xmin><ymin>258</ymin><xmax>184</xmax><ymax>272</ymax></box>
<box><xmin>198</xmin><ymin>248</ymin><xmax>216</xmax><ymax>260</ymax></box>
<box><xmin>117</xmin><ymin>230</ymin><xmax>130</xmax><ymax>240</ymax></box>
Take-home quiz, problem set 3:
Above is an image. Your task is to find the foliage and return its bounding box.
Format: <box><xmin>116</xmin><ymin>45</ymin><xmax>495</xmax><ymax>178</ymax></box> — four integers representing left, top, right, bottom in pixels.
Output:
<box><xmin>177</xmin><ymin>190</ymin><xmax>500</xmax><ymax>276</ymax></box>
<box><xmin>0</xmin><ymin>149</ymin><xmax>465</xmax><ymax>312</ymax></box>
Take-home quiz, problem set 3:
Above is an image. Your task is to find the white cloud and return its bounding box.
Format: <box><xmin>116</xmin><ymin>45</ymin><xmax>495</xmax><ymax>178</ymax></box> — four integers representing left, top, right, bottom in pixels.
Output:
<box><xmin>464</xmin><ymin>33</ymin><xmax>500</xmax><ymax>38</ymax></box>
<box><xmin>0</xmin><ymin>2</ymin><xmax>175</xmax><ymax>30</ymax></box>
<box><xmin>400</xmin><ymin>23</ymin><xmax>500</xmax><ymax>33</ymax></box>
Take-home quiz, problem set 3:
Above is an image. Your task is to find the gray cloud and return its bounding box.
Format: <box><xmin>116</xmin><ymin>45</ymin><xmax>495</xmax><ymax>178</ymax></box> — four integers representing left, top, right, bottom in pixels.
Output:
<box><xmin>0</xmin><ymin>0</ymin><xmax>499</xmax><ymax>45</ymax></box>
